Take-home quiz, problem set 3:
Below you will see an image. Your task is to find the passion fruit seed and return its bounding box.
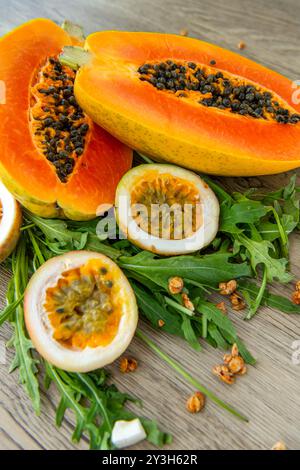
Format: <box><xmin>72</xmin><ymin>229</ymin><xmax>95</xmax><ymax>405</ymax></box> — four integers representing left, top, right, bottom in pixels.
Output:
<box><xmin>138</xmin><ymin>60</ymin><xmax>300</xmax><ymax>124</ymax></box>
<box><xmin>130</xmin><ymin>173</ymin><xmax>201</xmax><ymax>239</ymax></box>
<box><xmin>44</xmin><ymin>261</ymin><xmax>117</xmax><ymax>349</ymax></box>
<box><xmin>30</xmin><ymin>56</ymin><xmax>90</xmax><ymax>182</ymax></box>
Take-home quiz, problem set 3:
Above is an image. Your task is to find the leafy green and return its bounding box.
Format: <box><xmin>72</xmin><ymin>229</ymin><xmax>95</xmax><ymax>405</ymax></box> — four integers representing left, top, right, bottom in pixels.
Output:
<box><xmin>181</xmin><ymin>315</ymin><xmax>201</xmax><ymax>351</ymax></box>
<box><xmin>45</xmin><ymin>365</ymin><xmax>172</xmax><ymax>449</ymax></box>
<box><xmin>120</xmin><ymin>251</ymin><xmax>251</xmax><ymax>289</ymax></box>
<box><xmin>7</xmin><ymin>239</ymin><xmax>41</xmax><ymax>415</ymax></box>
<box><xmin>0</xmin><ymin>296</ymin><xmax>23</xmax><ymax>327</ymax></box>
<box><xmin>132</xmin><ymin>282</ymin><xmax>184</xmax><ymax>337</ymax></box>
<box><xmin>236</xmin><ymin>234</ymin><xmax>292</xmax><ymax>283</ymax></box>
<box><xmin>196</xmin><ymin>300</ymin><xmax>255</xmax><ymax>364</ymax></box>
<box><xmin>26</xmin><ymin>212</ymin><xmax>122</xmax><ymax>261</ymax></box>
<box><xmin>220</xmin><ymin>200</ymin><xmax>270</xmax><ymax>233</ymax></box>
<box><xmin>239</xmin><ymin>279</ymin><xmax>300</xmax><ymax>315</ymax></box>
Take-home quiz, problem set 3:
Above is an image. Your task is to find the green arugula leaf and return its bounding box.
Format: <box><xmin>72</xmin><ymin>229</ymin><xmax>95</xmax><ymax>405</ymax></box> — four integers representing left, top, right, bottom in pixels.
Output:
<box><xmin>7</xmin><ymin>239</ymin><xmax>40</xmax><ymax>415</ymax></box>
<box><xmin>45</xmin><ymin>363</ymin><xmax>171</xmax><ymax>449</ymax></box>
<box><xmin>207</xmin><ymin>323</ymin><xmax>229</xmax><ymax>349</ymax></box>
<box><xmin>196</xmin><ymin>300</ymin><xmax>255</xmax><ymax>364</ymax></box>
<box><xmin>181</xmin><ymin>315</ymin><xmax>201</xmax><ymax>351</ymax></box>
<box><xmin>0</xmin><ymin>296</ymin><xmax>23</xmax><ymax>327</ymax></box>
<box><xmin>236</xmin><ymin>234</ymin><xmax>292</xmax><ymax>283</ymax></box>
<box><xmin>132</xmin><ymin>282</ymin><xmax>184</xmax><ymax>336</ymax></box>
<box><xmin>197</xmin><ymin>300</ymin><xmax>237</xmax><ymax>339</ymax></box>
<box><xmin>220</xmin><ymin>200</ymin><xmax>270</xmax><ymax>233</ymax></box>
<box><xmin>120</xmin><ymin>251</ymin><xmax>251</xmax><ymax>289</ymax></box>
<box><xmin>26</xmin><ymin>212</ymin><xmax>122</xmax><ymax>260</ymax></box>
<box><xmin>239</xmin><ymin>279</ymin><xmax>300</xmax><ymax>314</ymax></box>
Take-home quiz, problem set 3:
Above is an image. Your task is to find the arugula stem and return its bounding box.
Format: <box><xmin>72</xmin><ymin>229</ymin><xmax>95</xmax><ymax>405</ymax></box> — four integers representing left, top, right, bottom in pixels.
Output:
<box><xmin>202</xmin><ymin>314</ymin><xmax>208</xmax><ymax>338</ymax></box>
<box><xmin>136</xmin><ymin>329</ymin><xmax>249</xmax><ymax>422</ymax></box>
<box><xmin>184</xmin><ymin>278</ymin><xmax>217</xmax><ymax>292</ymax></box>
<box><xmin>47</xmin><ymin>364</ymin><xmax>86</xmax><ymax>420</ymax></box>
<box><xmin>76</xmin><ymin>373</ymin><xmax>113</xmax><ymax>433</ymax></box>
<box><xmin>20</xmin><ymin>223</ymin><xmax>35</xmax><ymax>231</ymax></box>
<box><xmin>271</xmin><ymin>207</ymin><xmax>289</xmax><ymax>258</ymax></box>
<box><xmin>137</xmin><ymin>153</ymin><xmax>154</xmax><ymax>164</ymax></box>
<box><xmin>0</xmin><ymin>296</ymin><xmax>23</xmax><ymax>327</ymax></box>
<box><xmin>27</xmin><ymin>229</ymin><xmax>46</xmax><ymax>265</ymax></box>
<box><xmin>245</xmin><ymin>266</ymin><xmax>268</xmax><ymax>320</ymax></box>
<box><xmin>10</xmin><ymin>240</ymin><xmax>40</xmax><ymax>415</ymax></box>
<box><xmin>164</xmin><ymin>296</ymin><xmax>195</xmax><ymax>317</ymax></box>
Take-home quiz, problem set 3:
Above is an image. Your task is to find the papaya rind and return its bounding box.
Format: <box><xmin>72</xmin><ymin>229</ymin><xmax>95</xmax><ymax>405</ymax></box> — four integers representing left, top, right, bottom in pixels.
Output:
<box><xmin>0</xmin><ymin>181</ymin><xmax>22</xmax><ymax>263</ymax></box>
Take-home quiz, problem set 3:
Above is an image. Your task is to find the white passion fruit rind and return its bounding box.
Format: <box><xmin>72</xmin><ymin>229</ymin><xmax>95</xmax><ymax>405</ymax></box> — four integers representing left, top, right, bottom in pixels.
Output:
<box><xmin>0</xmin><ymin>181</ymin><xmax>22</xmax><ymax>262</ymax></box>
<box><xmin>115</xmin><ymin>164</ymin><xmax>220</xmax><ymax>255</ymax></box>
<box><xmin>24</xmin><ymin>251</ymin><xmax>138</xmax><ymax>372</ymax></box>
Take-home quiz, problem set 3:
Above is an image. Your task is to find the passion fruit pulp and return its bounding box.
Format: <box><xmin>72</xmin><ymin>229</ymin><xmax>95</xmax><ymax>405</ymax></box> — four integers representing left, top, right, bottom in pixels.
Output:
<box><xmin>0</xmin><ymin>181</ymin><xmax>22</xmax><ymax>263</ymax></box>
<box><xmin>24</xmin><ymin>251</ymin><xmax>138</xmax><ymax>372</ymax></box>
<box><xmin>115</xmin><ymin>164</ymin><xmax>219</xmax><ymax>255</ymax></box>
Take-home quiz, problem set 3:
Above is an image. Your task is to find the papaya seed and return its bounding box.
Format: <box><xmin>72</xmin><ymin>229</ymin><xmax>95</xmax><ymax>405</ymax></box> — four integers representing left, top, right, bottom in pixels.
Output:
<box><xmin>138</xmin><ymin>59</ymin><xmax>300</xmax><ymax>124</ymax></box>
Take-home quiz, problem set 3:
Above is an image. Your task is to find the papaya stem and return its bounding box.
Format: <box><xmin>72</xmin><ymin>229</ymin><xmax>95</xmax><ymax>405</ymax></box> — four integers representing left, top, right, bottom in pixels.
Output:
<box><xmin>61</xmin><ymin>20</ymin><xmax>85</xmax><ymax>43</ymax></box>
<box><xmin>59</xmin><ymin>46</ymin><xmax>91</xmax><ymax>71</ymax></box>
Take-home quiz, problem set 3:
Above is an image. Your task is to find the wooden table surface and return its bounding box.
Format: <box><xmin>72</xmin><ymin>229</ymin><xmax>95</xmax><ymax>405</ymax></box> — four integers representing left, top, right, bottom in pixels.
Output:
<box><xmin>1</xmin><ymin>0</ymin><xmax>300</xmax><ymax>451</ymax></box>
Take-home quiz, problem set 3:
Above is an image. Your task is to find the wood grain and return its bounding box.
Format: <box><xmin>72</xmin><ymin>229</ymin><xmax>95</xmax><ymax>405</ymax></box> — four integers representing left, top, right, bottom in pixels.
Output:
<box><xmin>0</xmin><ymin>0</ymin><xmax>300</xmax><ymax>450</ymax></box>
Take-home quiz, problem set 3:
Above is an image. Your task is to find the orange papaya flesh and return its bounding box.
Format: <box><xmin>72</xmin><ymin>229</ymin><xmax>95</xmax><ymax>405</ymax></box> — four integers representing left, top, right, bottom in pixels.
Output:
<box><xmin>0</xmin><ymin>20</ymin><xmax>132</xmax><ymax>220</ymax></box>
<box><xmin>71</xmin><ymin>31</ymin><xmax>300</xmax><ymax>176</ymax></box>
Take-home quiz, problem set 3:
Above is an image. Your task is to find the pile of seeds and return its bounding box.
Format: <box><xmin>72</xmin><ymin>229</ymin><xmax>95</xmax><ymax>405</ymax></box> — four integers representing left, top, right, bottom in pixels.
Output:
<box><xmin>213</xmin><ymin>343</ymin><xmax>246</xmax><ymax>385</ymax></box>
<box><xmin>138</xmin><ymin>60</ymin><xmax>300</xmax><ymax>124</ymax></box>
<box><xmin>31</xmin><ymin>57</ymin><xmax>90</xmax><ymax>182</ymax></box>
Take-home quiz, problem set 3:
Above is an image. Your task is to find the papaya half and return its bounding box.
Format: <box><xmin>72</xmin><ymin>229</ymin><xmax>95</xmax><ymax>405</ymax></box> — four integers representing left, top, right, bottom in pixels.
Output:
<box><xmin>61</xmin><ymin>32</ymin><xmax>300</xmax><ymax>176</ymax></box>
<box><xmin>0</xmin><ymin>20</ymin><xmax>132</xmax><ymax>220</ymax></box>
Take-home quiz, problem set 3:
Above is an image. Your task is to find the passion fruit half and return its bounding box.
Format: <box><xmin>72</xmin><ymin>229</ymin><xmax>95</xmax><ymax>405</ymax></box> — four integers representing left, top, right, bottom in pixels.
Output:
<box><xmin>0</xmin><ymin>181</ymin><xmax>22</xmax><ymax>262</ymax></box>
<box><xmin>115</xmin><ymin>164</ymin><xmax>219</xmax><ymax>255</ymax></box>
<box><xmin>24</xmin><ymin>251</ymin><xmax>138</xmax><ymax>372</ymax></box>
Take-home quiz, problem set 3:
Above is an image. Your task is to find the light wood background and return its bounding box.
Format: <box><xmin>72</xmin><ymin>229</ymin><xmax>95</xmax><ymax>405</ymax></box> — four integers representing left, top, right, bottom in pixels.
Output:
<box><xmin>0</xmin><ymin>0</ymin><xmax>300</xmax><ymax>451</ymax></box>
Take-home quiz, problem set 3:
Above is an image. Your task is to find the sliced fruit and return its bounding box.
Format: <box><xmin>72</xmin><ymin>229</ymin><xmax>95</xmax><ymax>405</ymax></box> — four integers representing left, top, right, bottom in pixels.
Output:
<box><xmin>24</xmin><ymin>251</ymin><xmax>138</xmax><ymax>372</ymax></box>
<box><xmin>0</xmin><ymin>19</ymin><xmax>132</xmax><ymax>220</ymax></box>
<box><xmin>0</xmin><ymin>181</ymin><xmax>22</xmax><ymax>262</ymax></box>
<box><xmin>60</xmin><ymin>32</ymin><xmax>300</xmax><ymax>176</ymax></box>
<box><xmin>115</xmin><ymin>164</ymin><xmax>219</xmax><ymax>255</ymax></box>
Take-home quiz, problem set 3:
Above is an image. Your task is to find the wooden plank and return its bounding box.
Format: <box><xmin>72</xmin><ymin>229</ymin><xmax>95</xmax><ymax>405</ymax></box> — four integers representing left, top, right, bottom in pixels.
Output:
<box><xmin>0</xmin><ymin>0</ymin><xmax>300</xmax><ymax>450</ymax></box>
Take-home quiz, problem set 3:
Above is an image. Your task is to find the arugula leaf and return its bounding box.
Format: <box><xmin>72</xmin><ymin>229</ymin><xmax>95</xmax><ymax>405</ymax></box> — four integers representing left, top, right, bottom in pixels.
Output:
<box><xmin>26</xmin><ymin>212</ymin><xmax>122</xmax><ymax>261</ymax></box>
<box><xmin>45</xmin><ymin>364</ymin><xmax>171</xmax><ymax>449</ymax></box>
<box><xmin>7</xmin><ymin>239</ymin><xmax>40</xmax><ymax>415</ymax></box>
<box><xmin>181</xmin><ymin>315</ymin><xmax>201</xmax><ymax>351</ymax></box>
<box><xmin>220</xmin><ymin>200</ymin><xmax>270</xmax><ymax>233</ymax></box>
<box><xmin>120</xmin><ymin>251</ymin><xmax>251</xmax><ymax>289</ymax></box>
<box><xmin>236</xmin><ymin>234</ymin><xmax>292</xmax><ymax>283</ymax></box>
<box><xmin>0</xmin><ymin>296</ymin><xmax>23</xmax><ymax>327</ymax></box>
<box><xmin>131</xmin><ymin>282</ymin><xmax>184</xmax><ymax>336</ymax></box>
<box><xmin>208</xmin><ymin>323</ymin><xmax>229</xmax><ymax>349</ymax></box>
<box><xmin>197</xmin><ymin>301</ymin><xmax>236</xmax><ymax>339</ymax></box>
<box><xmin>239</xmin><ymin>279</ymin><xmax>300</xmax><ymax>314</ymax></box>
<box><xmin>196</xmin><ymin>300</ymin><xmax>255</xmax><ymax>364</ymax></box>
<box><xmin>141</xmin><ymin>419</ymin><xmax>173</xmax><ymax>446</ymax></box>
<box><xmin>244</xmin><ymin>266</ymin><xmax>268</xmax><ymax>320</ymax></box>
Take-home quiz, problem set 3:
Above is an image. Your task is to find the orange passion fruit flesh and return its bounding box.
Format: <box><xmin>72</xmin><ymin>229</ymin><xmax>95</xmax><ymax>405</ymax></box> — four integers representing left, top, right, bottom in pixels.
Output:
<box><xmin>44</xmin><ymin>259</ymin><xmax>122</xmax><ymax>349</ymax></box>
<box><xmin>130</xmin><ymin>171</ymin><xmax>202</xmax><ymax>239</ymax></box>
